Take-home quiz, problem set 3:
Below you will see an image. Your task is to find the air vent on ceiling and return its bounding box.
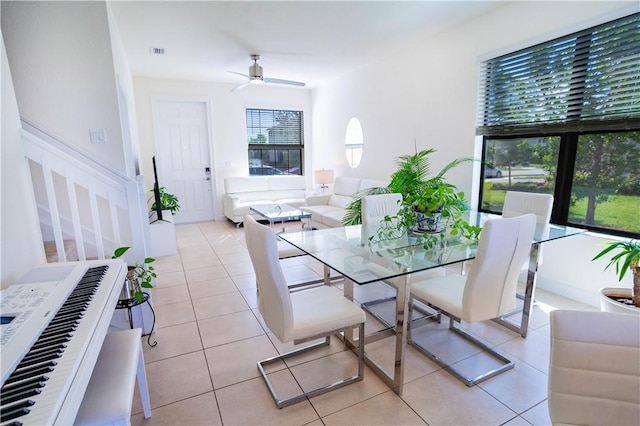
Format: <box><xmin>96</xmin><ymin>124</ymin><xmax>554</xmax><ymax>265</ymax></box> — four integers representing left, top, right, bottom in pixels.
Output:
<box><xmin>150</xmin><ymin>47</ymin><xmax>165</xmax><ymax>55</ymax></box>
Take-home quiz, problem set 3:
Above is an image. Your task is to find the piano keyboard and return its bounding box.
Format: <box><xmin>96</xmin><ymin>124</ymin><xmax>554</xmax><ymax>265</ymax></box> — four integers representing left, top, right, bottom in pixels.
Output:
<box><xmin>0</xmin><ymin>260</ymin><xmax>125</xmax><ymax>426</ymax></box>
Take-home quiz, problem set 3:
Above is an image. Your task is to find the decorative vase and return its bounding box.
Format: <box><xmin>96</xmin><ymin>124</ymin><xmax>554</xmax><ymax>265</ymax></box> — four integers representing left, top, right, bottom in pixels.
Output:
<box><xmin>599</xmin><ymin>287</ymin><xmax>640</xmax><ymax>315</ymax></box>
<box><xmin>416</xmin><ymin>210</ymin><xmax>442</xmax><ymax>232</ymax></box>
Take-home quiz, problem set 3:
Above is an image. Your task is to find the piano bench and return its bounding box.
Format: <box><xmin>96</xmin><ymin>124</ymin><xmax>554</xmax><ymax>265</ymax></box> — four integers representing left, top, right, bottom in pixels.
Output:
<box><xmin>74</xmin><ymin>328</ymin><xmax>152</xmax><ymax>425</ymax></box>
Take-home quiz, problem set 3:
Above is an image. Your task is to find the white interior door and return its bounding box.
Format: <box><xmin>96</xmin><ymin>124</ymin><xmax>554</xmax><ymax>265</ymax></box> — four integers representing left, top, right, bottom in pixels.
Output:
<box><xmin>154</xmin><ymin>100</ymin><xmax>214</xmax><ymax>223</ymax></box>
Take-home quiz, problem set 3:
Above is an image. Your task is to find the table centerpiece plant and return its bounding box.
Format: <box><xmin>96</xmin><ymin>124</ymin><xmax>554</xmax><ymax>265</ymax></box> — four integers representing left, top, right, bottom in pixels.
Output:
<box><xmin>343</xmin><ymin>148</ymin><xmax>481</xmax><ymax>248</ymax></box>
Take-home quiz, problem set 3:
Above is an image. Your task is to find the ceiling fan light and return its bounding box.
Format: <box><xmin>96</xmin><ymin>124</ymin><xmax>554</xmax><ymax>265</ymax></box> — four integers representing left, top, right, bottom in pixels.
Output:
<box><xmin>249</xmin><ymin>78</ymin><xmax>264</xmax><ymax>84</ymax></box>
<box><xmin>249</xmin><ymin>63</ymin><xmax>263</xmax><ymax>80</ymax></box>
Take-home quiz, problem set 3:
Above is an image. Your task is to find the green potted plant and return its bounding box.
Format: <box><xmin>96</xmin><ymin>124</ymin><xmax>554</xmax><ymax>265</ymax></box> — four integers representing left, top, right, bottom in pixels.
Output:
<box><xmin>343</xmin><ymin>148</ymin><xmax>478</xmax><ymax>242</ymax></box>
<box><xmin>150</xmin><ymin>187</ymin><xmax>180</xmax><ymax>214</ymax></box>
<box><xmin>592</xmin><ymin>239</ymin><xmax>640</xmax><ymax>312</ymax></box>
<box><xmin>112</xmin><ymin>246</ymin><xmax>156</xmax><ymax>302</ymax></box>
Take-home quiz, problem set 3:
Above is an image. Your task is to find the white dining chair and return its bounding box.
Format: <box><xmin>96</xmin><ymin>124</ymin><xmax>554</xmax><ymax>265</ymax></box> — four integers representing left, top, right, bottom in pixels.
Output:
<box><xmin>243</xmin><ymin>215</ymin><xmax>366</xmax><ymax>408</ymax></box>
<box><xmin>361</xmin><ymin>193</ymin><xmax>403</xmax><ymax>226</ymax></box>
<box><xmin>359</xmin><ymin>194</ymin><xmax>446</xmax><ymax>325</ymax></box>
<box><xmin>408</xmin><ymin>214</ymin><xmax>537</xmax><ymax>386</ymax></box>
<box><xmin>462</xmin><ymin>191</ymin><xmax>552</xmax><ymax>276</ymax></box>
<box><xmin>503</xmin><ymin>191</ymin><xmax>553</xmax><ymax>268</ymax></box>
<box><xmin>548</xmin><ymin>309</ymin><xmax>640</xmax><ymax>426</ymax></box>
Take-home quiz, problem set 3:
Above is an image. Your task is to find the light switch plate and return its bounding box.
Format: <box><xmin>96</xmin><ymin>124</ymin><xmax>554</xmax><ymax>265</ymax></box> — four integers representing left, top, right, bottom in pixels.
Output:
<box><xmin>90</xmin><ymin>129</ymin><xmax>107</xmax><ymax>143</ymax></box>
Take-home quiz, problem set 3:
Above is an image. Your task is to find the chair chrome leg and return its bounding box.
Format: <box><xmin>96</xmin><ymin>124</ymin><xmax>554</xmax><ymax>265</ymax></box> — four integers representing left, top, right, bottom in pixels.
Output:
<box><xmin>408</xmin><ymin>312</ymin><xmax>514</xmax><ymax>387</ymax></box>
<box><xmin>257</xmin><ymin>323</ymin><xmax>365</xmax><ymax>409</ymax></box>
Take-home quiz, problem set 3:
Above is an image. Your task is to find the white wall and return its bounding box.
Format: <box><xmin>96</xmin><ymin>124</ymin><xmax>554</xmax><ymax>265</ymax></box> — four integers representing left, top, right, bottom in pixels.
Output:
<box><xmin>1</xmin><ymin>1</ymin><xmax>127</xmax><ymax>174</ymax></box>
<box><xmin>1</xmin><ymin>33</ymin><xmax>46</xmax><ymax>289</ymax></box>
<box><xmin>310</xmin><ymin>0</ymin><xmax>638</xmax><ymax>306</ymax></box>
<box><xmin>133</xmin><ymin>77</ymin><xmax>312</xmax><ymax>220</ymax></box>
<box><xmin>106</xmin><ymin>1</ymin><xmax>141</xmax><ymax>179</ymax></box>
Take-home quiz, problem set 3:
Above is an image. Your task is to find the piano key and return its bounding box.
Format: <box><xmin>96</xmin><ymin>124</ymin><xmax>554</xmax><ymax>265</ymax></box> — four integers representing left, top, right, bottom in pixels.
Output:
<box><xmin>21</xmin><ymin>346</ymin><xmax>65</xmax><ymax>361</ymax></box>
<box><xmin>20</xmin><ymin>344</ymin><xmax>67</xmax><ymax>361</ymax></box>
<box><xmin>0</xmin><ymin>400</ymin><xmax>34</xmax><ymax>423</ymax></box>
<box><xmin>29</xmin><ymin>335</ymin><xmax>71</xmax><ymax>352</ymax></box>
<box><xmin>4</xmin><ymin>365</ymin><xmax>56</xmax><ymax>385</ymax></box>
<box><xmin>15</xmin><ymin>352</ymin><xmax>61</xmax><ymax>369</ymax></box>
<box><xmin>1</xmin><ymin>388</ymin><xmax>42</xmax><ymax>405</ymax></box>
<box><xmin>0</xmin><ymin>376</ymin><xmax>49</xmax><ymax>394</ymax></box>
<box><xmin>38</xmin><ymin>324</ymin><xmax>78</xmax><ymax>338</ymax></box>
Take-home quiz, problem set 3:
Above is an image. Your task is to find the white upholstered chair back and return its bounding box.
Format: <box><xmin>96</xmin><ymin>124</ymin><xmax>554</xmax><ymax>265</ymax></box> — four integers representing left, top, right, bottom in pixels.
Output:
<box><xmin>503</xmin><ymin>191</ymin><xmax>553</xmax><ymax>267</ymax></box>
<box><xmin>463</xmin><ymin>214</ymin><xmax>536</xmax><ymax>322</ymax></box>
<box><xmin>502</xmin><ymin>191</ymin><xmax>553</xmax><ymax>224</ymax></box>
<box><xmin>361</xmin><ymin>193</ymin><xmax>402</xmax><ymax>225</ymax></box>
<box><xmin>548</xmin><ymin>310</ymin><xmax>640</xmax><ymax>426</ymax></box>
<box><xmin>243</xmin><ymin>215</ymin><xmax>294</xmax><ymax>342</ymax></box>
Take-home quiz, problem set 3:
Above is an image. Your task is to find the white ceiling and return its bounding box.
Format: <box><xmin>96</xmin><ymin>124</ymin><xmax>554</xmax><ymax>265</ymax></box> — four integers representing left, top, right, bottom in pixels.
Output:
<box><xmin>108</xmin><ymin>1</ymin><xmax>499</xmax><ymax>89</ymax></box>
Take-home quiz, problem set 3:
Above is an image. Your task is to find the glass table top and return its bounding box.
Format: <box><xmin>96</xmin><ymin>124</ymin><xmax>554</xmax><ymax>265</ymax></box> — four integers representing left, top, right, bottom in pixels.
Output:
<box><xmin>250</xmin><ymin>203</ymin><xmax>311</xmax><ymax>221</ymax></box>
<box><xmin>279</xmin><ymin>211</ymin><xmax>585</xmax><ymax>285</ymax></box>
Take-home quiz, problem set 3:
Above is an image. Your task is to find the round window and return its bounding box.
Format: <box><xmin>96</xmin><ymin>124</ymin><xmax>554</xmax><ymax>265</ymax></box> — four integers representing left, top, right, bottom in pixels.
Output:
<box><xmin>345</xmin><ymin>117</ymin><xmax>363</xmax><ymax>168</ymax></box>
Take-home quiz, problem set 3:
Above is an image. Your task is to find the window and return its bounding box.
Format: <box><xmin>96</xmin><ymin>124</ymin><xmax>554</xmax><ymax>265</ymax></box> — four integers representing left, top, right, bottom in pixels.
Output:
<box><xmin>345</xmin><ymin>117</ymin><xmax>364</xmax><ymax>168</ymax></box>
<box><xmin>477</xmin><ymin>14</ymin><xmax>640</xmax><ymax>237</ymax></box>
<box><xmin>246</xmin><ymin>108</ymin><xmax>303</xmax><ymax>176</ymax></box>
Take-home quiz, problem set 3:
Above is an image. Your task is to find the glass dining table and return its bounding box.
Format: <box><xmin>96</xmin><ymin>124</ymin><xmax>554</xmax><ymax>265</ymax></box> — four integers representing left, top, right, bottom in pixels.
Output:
<box><xmin>279</xmin><ymin>211</ymin><xmax>585</xmax><ymax>395</ymax></box>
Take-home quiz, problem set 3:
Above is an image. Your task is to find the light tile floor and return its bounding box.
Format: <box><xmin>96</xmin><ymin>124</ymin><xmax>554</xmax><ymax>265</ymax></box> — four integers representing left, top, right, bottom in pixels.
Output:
<box><xmin>131</xmin><ymin>220</ymin><xmax>597</xmax><ymax>426</ymax></box>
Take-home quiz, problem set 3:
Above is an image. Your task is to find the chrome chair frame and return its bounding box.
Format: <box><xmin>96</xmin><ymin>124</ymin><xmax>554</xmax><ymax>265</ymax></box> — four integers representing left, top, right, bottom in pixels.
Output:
<box><xmin>257</xmin><ymin>323</ymin><xmax>365</xmax><ymax>409</ymax></box>
<box><xmin>407</xmin><ymin>299</ymin><xmax>514</xmax><ymax>387</ymax></box>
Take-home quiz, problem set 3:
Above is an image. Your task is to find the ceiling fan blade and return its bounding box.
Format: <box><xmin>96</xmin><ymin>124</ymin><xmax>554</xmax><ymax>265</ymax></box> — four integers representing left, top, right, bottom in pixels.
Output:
<box><xmin>228</xmin><ymin>71</ymin><xmax>250</xmax><ymax>79</ymax></box>
<box><xmin>230</xmin><ymin>82</ymin><xmax>250</xmax><ymax>92</ymax></box>
<box><xmin>264</xmin><ymin>77</ymin><xmax>306</xmax><ymax>87</ymax></box>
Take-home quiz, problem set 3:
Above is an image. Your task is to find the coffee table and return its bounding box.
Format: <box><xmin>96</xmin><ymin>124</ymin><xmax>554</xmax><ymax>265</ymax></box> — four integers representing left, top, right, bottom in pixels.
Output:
<box><xmin>249</xmin><ymin>204</ymin><xmax>311</xmax><ymax>233</ymax></box>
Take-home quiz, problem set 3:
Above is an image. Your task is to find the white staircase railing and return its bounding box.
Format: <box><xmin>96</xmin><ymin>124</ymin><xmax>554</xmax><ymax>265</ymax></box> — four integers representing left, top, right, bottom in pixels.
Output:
<box><xmin>21</xmin><ymin>118</ymin><xmax>150</xmax><ymax>263</ymax></box>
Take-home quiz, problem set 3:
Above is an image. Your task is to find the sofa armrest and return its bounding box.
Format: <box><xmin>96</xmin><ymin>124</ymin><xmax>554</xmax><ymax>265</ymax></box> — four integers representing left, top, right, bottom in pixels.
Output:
<box><xmin>305</xmin><ymin>194</ymin><xmax>332</xmax><ymax>205</ymax></box>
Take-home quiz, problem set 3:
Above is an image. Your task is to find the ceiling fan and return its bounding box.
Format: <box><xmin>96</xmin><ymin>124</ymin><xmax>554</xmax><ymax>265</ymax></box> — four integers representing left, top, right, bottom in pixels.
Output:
<box><xmin>229</xmin><ymin>54</ymin><xmax>306</xmax><ymax>92</ymax></box>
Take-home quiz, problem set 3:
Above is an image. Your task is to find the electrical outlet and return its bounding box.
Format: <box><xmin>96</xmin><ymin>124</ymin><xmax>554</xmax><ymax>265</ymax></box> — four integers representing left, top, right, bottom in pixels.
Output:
<box><xmin>90</xmin><ymin>129</ymin><xmax>107</xmax><ymax>143</ymax></box>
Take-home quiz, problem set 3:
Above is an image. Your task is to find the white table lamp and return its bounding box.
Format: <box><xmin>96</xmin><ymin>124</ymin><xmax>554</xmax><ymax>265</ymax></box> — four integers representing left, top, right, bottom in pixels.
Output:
<box><xmin>314</xmin><ymin>169</ymin><xmax>334</xmax><ymax>192</ymax></box>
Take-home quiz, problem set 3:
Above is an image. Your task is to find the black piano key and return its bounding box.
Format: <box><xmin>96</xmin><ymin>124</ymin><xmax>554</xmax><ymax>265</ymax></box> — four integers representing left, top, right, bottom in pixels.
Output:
<box><xmin>54</xmin><ymin>302</ymin><xmax>89</xmax><ymax>313</ymax></box>
<box><xmin>15</xmin><ymin>351</ymin><xmax>62</xmax><ymax>369</ymax></box>
<box><xmin>47</xmin><ymin>312</ymin><xmax>83</xmax><ymax>325</ymax></box>
<box><xmin>0</xmin><ymin>400</ymin><xmax>34</xmax><ymax>422</ymax></box>
<box><xmin>29</xmin><ymin>334</ymin><xmax>72</xmax><ymax>351</ymax></box>
<box><xmin>21</xmin><ymin>343</ymin><xmax>67</xmax><ymax>359</ymax></box>
<box><xmin>0</xmin><ymin>388</ymin><xmax>41</xmax><ymax>405</ymax></box>
<box><xmin>4</xmin><ymin>365</ymin><xmax>56</xmax><ymax>385</ymax></box>
<box><xmin>47</xmin><ymin>317</ymin><xmax>80</xmax><ymax>328</ymax></box>
<box><xmin>68</xmin><ymin>288</ymin><xmax>97</xmax><ymax>297</ymax></box>
<box><xmin>1</xmin><ymin>376</ymin><xmax>49</xmax><ymax>393</ymax></box>
<box><xmin>13</xmin><ymin>360</ymin><xmax>57</xmax><ymax>373</ymax></box>
<box><xmin>62</xmin><ymin>294</ymin><xmax>92</xmax><ymax>304</ymax></box>
<box><xmin>39</xmin><ymin>322</ymin><xmax>78</xmax><ymax>337</ymax></box>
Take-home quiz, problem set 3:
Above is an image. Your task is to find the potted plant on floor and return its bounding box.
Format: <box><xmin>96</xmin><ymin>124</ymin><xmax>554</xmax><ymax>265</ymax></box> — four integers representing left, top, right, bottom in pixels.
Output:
<box><xmin>592</xmin><ymin>239</ymin><xmax>640</xmax><ymax>314</ymax></box>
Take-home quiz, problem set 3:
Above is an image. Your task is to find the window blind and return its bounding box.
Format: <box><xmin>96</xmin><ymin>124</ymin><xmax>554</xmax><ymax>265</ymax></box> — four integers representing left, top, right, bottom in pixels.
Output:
<box><xmin>246</xmin><ymin>109</ymin><xmax>303</xmax><ymax>145</ymax></box>
<box><xmin>477</xmin><ymin>13</ymin><xmax>640</xmax><ymax>136</ymax></box>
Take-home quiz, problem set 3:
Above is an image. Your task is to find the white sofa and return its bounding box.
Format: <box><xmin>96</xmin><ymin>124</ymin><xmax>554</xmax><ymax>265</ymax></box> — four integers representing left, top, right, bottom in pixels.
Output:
<box><xmin>223</xmin><ymin>176</ymin><xmax>312</xmax><ymax>225</ymax></box>
<box><xmin>301</xmin><ymin>177</ymin><xmax>387</xmax><ymax>229</ymax></box>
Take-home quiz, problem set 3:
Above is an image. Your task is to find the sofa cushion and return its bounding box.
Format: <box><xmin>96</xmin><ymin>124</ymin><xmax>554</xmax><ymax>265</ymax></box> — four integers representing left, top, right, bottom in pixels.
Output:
<box><xmin>359</xmin><ymin>179</ymin><xmax>388</xmax><ymax>192</ymax></box>
<box><xmin>225</xmin><ymin>177</ymin><xmax>269</xmax><ymax>193</ymax></box>
<box><xmin>333</xmin><ymin>177</ymin><xmax>362</xmax><ymax>197</ymax></box>
<box><xmin>328</xmin><ymin>194</ymin><xmax>355</xmax><ymax>209</ymax></box>
<box><xmin>321</xmin><ymin>210</ymin><xmax>347</xmax><ymax>227</ymax></box>
<box><xmin>267</xmin><ymin>175</ymin><xmax>306</xmax><ymax>191</ymax></box>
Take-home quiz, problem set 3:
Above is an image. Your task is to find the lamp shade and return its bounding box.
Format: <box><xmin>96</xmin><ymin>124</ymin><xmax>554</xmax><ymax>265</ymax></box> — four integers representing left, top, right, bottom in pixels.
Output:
<box><xmin>314</xmin><ymin>169</ymin><xmax>334</xmax><ymax>185</ymax></box>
